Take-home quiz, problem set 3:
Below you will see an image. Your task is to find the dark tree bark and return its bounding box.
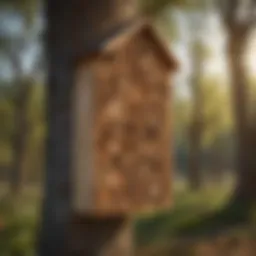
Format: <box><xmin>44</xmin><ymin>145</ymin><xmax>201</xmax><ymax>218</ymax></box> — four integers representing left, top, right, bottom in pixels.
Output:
<box><xmin>2</xmin><ymin>6</ymin><xmax>37</xmax><ymax>195</ymax></box>
<box><xmin>38</xmin><ymin>1</ymin><xmax>138</xmax><ymax>255</ymax></box>
<box><xmin>7</xmin><ymin>48</ymin><xmax>32</xmax><ymax>195</ymax></box>
<box><xmin>188</xmin><ymin>40</ymin><xmax>204</xmax><ymax>191</ymax></box>
<box><xmin>188</xmin><ymin>119</ymin><xmax>203</xmax><ymax>190</ymax></box>
<box><xmin>228</xmin><ymin>32</ymin><xmax>256</xmax><ymax>203</ymax></box>
<box><xmin>216</xmin><ymin>0</ymin><xmax>256</xmax><ymax>205</ymax></box>
<box><xmin>10</xmin><ymin>78</ymin><xmax>32</xmax><ymax>194</ymax></box>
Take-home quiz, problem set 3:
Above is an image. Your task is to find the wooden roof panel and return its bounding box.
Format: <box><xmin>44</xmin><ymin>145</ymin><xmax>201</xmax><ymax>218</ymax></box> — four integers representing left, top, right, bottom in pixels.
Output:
<box><xmin>101</xmin><ymin>20</ymin><xmax>179</xmax><ymax>71</ymax></box>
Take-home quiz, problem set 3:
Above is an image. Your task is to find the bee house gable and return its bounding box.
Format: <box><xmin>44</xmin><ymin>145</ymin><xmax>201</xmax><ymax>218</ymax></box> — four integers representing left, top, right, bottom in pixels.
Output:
<box><xmin>73</xmin><ymin>21</ymin><xmax>178</xmax><ymax>217</ymax></box>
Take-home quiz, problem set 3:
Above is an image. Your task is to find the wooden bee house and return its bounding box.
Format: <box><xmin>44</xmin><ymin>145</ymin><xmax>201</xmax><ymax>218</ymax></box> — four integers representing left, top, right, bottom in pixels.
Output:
<box><xmin>73</xmin><ymin>21</ymin><xmax>178</xmax><ymax>217</ymax></box>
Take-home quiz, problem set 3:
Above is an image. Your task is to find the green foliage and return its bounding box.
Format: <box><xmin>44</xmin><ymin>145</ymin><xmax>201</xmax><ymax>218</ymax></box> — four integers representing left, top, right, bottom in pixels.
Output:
<box><xmin>0</xmin><ymin>189</ymin><xmax>40</xmax><ymax>256</ymax></box>
<box><xmin>174</xmin><ymin>77</ymin><xmax>233</xmax><ymax>146</ymax></box>
<box><xmin>140</xmin><ymin>0</ymin><xmax>210</xmax><ymax>16</ymax></box>
<box><xmin>136</xmin><ymin>184</ymin><xmax>233</xmax><ymax>246</ymax></box>
<box><xmin>174</xmin><ymin>98</ymin><xmax>191</xmax><ymax>138</ymax></box>
<box><xmin>0</xmin><ymin>0</ymin><xmax>39</xmax><ymax>25</ymax></box>
<box><xmin>25</xmin><ymin>84</ymin><xmax>46</xmax><ymax>181</ymax></box>
<box><xmin>0</xmin><ymin>0</ymin><xmax>43</xmax><ymax>178</ymax></box>
<box><xmin>173</xmin><ymin>76</ymin><xmax>234</xmax><ymax>173</ymax></box>
<box><xmin>154</xmin><ymin>10</ymin><xmax>180</xmax><ymax>41</ymax></box>
<box><xmin>200</xmin><ymin>77</ymin><xmax>233</xmax><ymax>148</ymax></box>
<box><xmin>0</xmin><ymin>89</ymin><xmax>15</xmax><ymax>167</ymax></box>
<box><xmin>173</xmin><ymin>97</ymin><xmax>191</xmax><ymax>171</ymax></box>
<box><xmin>192</xmin><ymin>40</ymin><xmax>213</xmax><ymax>61</ymax></box>
<box><xmin>140</xmin><ymin>0</ymin><xmax>176</xmax><ymax>16</ymax></box>
<box><xmin>0</xmin><ymin>81</ymin><xmax>46</xmax><ymax>181</ymax></box>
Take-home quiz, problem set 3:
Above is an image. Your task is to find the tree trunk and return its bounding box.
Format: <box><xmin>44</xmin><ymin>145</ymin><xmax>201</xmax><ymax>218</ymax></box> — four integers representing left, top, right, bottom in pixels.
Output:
<box><xmin>210</xmin><ymin>142</ymin><xmax>224</xmax><ymax>185</ymax></box>
<box><xmin>188</xmin><ymin>41</ymin><xmax>203</xmax><ymax>191</ymax></box>
<box><xmin>10</xmin><ymin>78</ymin><xmax>31</xmax><ymax>195</ymax></box>
<box><xmin>38</xmin><ymin>1</ymin><xmax>137</xmax><ymax>255</ymax></box>
<box><xmin>188</xmin><ymin>119</ymin><xmax>203</xmax><ymax>190</ymax></box>
<box><xmin>70</xmin><ymin>217</ymin><xmax>134</xmax><ymax>256</ymax></box>
<box><xmin>7</xmin><ymin>51</ymin><xmax>32</xmax><ymax>195</ymax></box>
<box><xmin>227</xmin><ymin>34</ymin><xmax>256</xmax><ymax>203</ymax></box>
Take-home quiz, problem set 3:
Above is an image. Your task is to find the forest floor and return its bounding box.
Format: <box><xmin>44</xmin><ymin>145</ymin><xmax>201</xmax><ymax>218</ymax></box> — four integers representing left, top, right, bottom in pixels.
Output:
<box><xmin>0</xmin><ymin>180</ymin><xmax>255</xmax><ymax>255</ymax></box>
<box><xmin>0</xmin><ymin>183</ymin><xmax>41</xmax><ymax>255</ymax></box>
<box><xmin>136</xmin><ymin>181</ymin><xmax>256</xmax><ymax>256</ymax></box>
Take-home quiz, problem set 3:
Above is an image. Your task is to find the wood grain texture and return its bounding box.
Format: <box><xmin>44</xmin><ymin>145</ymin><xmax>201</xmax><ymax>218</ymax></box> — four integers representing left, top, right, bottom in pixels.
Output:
<box><xmin>73</xmin><ymin>27</ymin><xmax>175</xmax><ymax>216</ymax></box>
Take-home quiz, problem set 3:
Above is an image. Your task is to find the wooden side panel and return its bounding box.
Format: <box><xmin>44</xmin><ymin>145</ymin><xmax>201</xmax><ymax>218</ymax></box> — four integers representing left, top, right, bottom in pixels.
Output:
<box><xmin>93</xmin><ymin>53</ymin><xmax>128</xmax><ymax>215</ymax></box>
<box><xmin>72</xmin><ymin>32</ymin><xmax>173</xmax><ymax>216</ymax></box>
<box><xmin>92</xmin><ymin>32</ymin><xmax>172</xmax><ymax>215</ymax></box>
<box><xmin>122</xmin><ymin>33</ymin><xmax>172</xmax><ymax>212</ymax></box>
<box><xmin>72</xmin><ymin>64</ymin><xmax>95</xmax><ymax>214</ymax></box>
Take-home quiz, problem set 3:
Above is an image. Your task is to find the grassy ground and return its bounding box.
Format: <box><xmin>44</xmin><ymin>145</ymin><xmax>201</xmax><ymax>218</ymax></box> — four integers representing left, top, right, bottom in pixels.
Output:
<box><xmin>136</xmin><ymin>183</ymin><xmax>233</xmax><ymax>245</ymax></box>
<box><xmin>0</xmin><ymin>185</ymin><xmax>41</xmax><ymax>256</ymax></box>
<box><xmin>0</xmin><ymin>181</ymin><xmax>255</xmax><ymax>255</ymax></box>
<box><xmin>136</xmin><ymin>181</ymin><xmax>256</xmax><ymax>255</ymax></box>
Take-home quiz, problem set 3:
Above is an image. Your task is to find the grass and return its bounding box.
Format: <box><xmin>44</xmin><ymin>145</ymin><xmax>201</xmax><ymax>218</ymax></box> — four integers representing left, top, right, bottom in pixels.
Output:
<box><xmin>0</xmin><ymin>181</ymin><xmax>255</xmax><ymax>255</ymax></box>
<box><xmin>0</xmin><ymin>186</ymin><xmax>41</xmax><ymax>256</ymax></box>
<box><xmin>136</xmin><ymin>181</ymin><xmax>246</xmax><ymax>246</ymax></box>
<box><xmin>136</xmin><ymin>181</ymin><xmax>256</xmax><ymax>255</ymax></box>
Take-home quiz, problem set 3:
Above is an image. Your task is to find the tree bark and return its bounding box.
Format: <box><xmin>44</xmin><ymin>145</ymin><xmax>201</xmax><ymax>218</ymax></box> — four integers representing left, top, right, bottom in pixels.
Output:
<box><xmin>210</xmin><ymin>142</ymin><xmax>225</xmax><ymax>185</ymax></box>
<box><xmin>188</xmin><ymin>120</ymin><xmax>203</xmax><ymax>190</ymax></box>
<box><xmin>70</xmin><ymin>217</ymin><xmax>134</xmax><ymax>256</ymax></box>
<box><xmin>227</xmin><ymin>33</ymin><xmax>256</xmax><ymax>203</ymax></box>
<box><xmin>38</xmin><ymin>1</ymin><xmax>137</xmax><ymax>255</ymax></box>
<box><xmin>188</xmin><ymin>41</ymin><xmax>203</xmax><ymax>191</ymax></box>
<box><xmin>8</xmin><ymin>40</ymin><xmax>33</xmax><ymax>196</ymax></box>
<box><xmin>10</xmin><ymin>79</ymin><xmax>31</xmax><ymax>194</ymax></box>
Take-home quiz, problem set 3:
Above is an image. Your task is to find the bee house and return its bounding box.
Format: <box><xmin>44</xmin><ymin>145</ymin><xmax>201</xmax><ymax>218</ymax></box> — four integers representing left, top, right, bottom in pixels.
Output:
<box><xmin>73</xmin><ymin>22</ymin><xmax>178</xmax><ymax>217</ymax></box>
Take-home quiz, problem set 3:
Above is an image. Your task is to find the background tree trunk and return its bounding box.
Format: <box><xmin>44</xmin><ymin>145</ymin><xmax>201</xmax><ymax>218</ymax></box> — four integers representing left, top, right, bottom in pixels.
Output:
<box><xmin>210</xmin><ymin>141</ymin><xmax>225</xmax><ymax>185</ymax></box>
<box><xmin>227</xmin><ymin>33</ymin><xmax>256</xmax><ymax>203</ymax></box>
<box><xmin>188</xmin><ymin>119</ymin><xmax>202</xmax><ymax>190</ymax></box>
<box><xmin>10</xmin><ymin>78</ymin><xmax>31</xmax><ymax>194</ymax></box>
<box><xmin>188</xmin><ymin>40</ymin><xmax>204</xmax><ymax>191</ymax></box>
<box><xmin>216</xmin><ymin>0</ymin><xmax>256</xmax><ymax>207</ymax></box>
<box><xmin>8</xmin><ymin>47</ymin><xmax>33</xmax><ymax>196</ymax></box>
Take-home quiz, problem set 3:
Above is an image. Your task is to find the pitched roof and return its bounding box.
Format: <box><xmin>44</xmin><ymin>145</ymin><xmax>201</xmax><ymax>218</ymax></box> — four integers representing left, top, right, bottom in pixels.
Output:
<box><xmin>77</xmin><ymin>20</ymin><xmax>179</xmax><ymax>71</ymax></box>
<box><xmin>101</xmin><ymin>20</ymin><xmax>179</xmax><ymax>71</ymax></box>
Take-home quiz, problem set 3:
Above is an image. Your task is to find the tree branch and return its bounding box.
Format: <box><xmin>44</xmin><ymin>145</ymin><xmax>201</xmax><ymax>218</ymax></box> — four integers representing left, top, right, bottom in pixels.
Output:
<box><xmin>233</xmin><ymin>0</ymin><xmax>256</xmax><ymax>37</ymax></box>
<box><xmin>217</xmin><ymin>0</ymin><xmax>240</xmax><ymax>29</ymax></box>
<box><xmin>218</xmin><ymin>0</ymin><xmax>256</xmax><ymax>38</ymax></box>
<box><xmin>245</xmin><ymin>0</ymin><xmax>256</xmax><ymax>28</ymax></box>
